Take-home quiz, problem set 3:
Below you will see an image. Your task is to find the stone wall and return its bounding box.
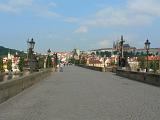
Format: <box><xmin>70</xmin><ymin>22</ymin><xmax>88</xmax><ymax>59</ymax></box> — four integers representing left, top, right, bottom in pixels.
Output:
<box><xmin>78</xmin><ymin>65</ymin><xmax>117</xmax><ymax>73</ymax></box>
<box><xmin>0</xmin><ymin>69</ymin><xmax>53</xmax><ymax>104</ymax></box>
<box><xmin>78</xmin><ymin>65</ymin><xmax>103</xmax><ymax>72</ymax></box>
<box><xmin>116</xmin><ymin>69</ymin><xmax>160</xmax><ymax>86</ymax></box>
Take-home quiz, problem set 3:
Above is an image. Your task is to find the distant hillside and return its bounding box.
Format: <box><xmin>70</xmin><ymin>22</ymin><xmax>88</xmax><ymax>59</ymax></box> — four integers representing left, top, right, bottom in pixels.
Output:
<box><xmin>0</xmin><ymin>46</ymin><xmax>26</xmax><ymax>57</ymax></box>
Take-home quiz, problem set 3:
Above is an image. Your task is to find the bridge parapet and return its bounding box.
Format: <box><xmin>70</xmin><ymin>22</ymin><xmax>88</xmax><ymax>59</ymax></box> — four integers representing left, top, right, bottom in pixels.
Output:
<box><xmin>0</xmin><ymin>69</ymin><xmax>53</xmax><ymax>104</ymax></box>
<box><xmin>116</xmin><ymin>69</ymin><xmax>160</xmax><ymax>86</ymax></box>
<box><xmin>78</xmin><ymin>64</ymin><xmax>117</xmax><ymax>72</ymax></box>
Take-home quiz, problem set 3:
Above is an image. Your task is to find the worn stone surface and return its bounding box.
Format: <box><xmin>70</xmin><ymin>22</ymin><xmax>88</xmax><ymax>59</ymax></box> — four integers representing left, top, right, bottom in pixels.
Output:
<box><xmin>0</xmin><ymin>66</ymin><xmax>160</xmax><ymax>120</ymax></box>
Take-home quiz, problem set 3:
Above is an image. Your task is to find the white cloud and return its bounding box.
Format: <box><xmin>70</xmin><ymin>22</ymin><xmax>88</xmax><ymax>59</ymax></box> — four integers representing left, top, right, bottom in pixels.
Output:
<box><xmin>78</xmin><ymin>0</ymin><xmax>160</xmax><ymax>30</ymax></box>
<box><xmin>85</xmin><ymin>8</ymin><xmax>152</xmax><ymax>28</ymax></box>
<box><xmin>0</xmin><ymin>0</ymin><xmax>33</xmax><ymax>13</ymax></box>
<box><xmin>127</xmin><ymin>0</ymin><xmax>160</xmax><ymax>16</ymax></box>
<box><xmin>75</xmin><ymin>26</ymin><xmax>88</xmax><ymax>33</ymax></box>
<box><xmin>0</xmin><ymin>0</ymin><xmax>60</xmax><ymax>17</ymax></box>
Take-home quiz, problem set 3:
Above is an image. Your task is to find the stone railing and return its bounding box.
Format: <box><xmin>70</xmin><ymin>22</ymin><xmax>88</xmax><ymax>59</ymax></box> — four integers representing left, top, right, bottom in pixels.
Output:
<box><xmin>0</xmin><ymin>69</ymin><xmax>53</xmax><ymax>104</ymax></box>
<box><xmin>116</xmin><ymin>69</ymin><xmax>160</xmax><ymax>86</ymax></box>
<box><xmin>78</xmin><ymin>65</ymin><xmax>103</xmax><ymax>72</ymax></box>
<box><xmin>77</xmin><ymin>64</ymin><xmax>117</xmax><ymax>73</ymax></box>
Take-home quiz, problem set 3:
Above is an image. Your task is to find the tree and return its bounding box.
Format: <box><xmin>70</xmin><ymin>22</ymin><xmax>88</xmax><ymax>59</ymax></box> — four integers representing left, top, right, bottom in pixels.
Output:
<box><xmin>140</xmin><ymin>51</ymin><xmax>145</xmax><ymax>56</ymax></box>
<box><xmin>0</xmin><ymin>57</ymin><xmax>3</xmax><ymax>72</ymax></box>
<box><xmin>69</xmin><ymin>57</ymin><xmax>75</xmax><ymax>64</ymax></box>
<box><xmin>7</xmin><ymin>59</ymin><xmax>12</xmax><ymax>71</ymax></box>
<box><xmin>104</xmin><ymin>51</ymin><xmax>111</xmax><ymax>57</ymax></box>
<box><xmin>135</xmin><ymin>52</ymin><xmax>140</xmax><ymax>56</ymax></box>
<box><xmin>100</xmin><ymin>51</ymin><xmax>104</xmax><ymax>57</ymax></box>
<box><xmin>18</xmin><ymin>57</ymin><xmax>25</xmax><ymax>72</ymax></box>
<box><xmin>96</xmin><ymin>51</ymin><xmax>100</xmax><ymax>56</ymax></box>
<box><xmin>137</xmin><ymin>56</ymin><xmax>146</xmax><ymax>69</ymax></box>
<box><xmin>46</xmin><ymin>55</ymin><xmax>52</xmax><ymax>68</ymax></box>
<box><xmin>149</xmin><ymin>60</ymin><xmax>159</xmax><ymax>73</ymax></box>
<box><xmin>155</xmin><ymin>60</ymin><xmax>159</xmax><ymax>72</ymax></box>
<box><xmin>80</xmin><ymin>56</ymin><xmax>86</xmax><ymax>65</ymax></box>
<box><xmin>38</xmin><ymin>57</ymin><xmax>45</xmax><ymax>69</ymax></box>
<box><xmin>113</xmin><ymin>51</ymin><xmax>118</xmax><ymax>55</ymax></box>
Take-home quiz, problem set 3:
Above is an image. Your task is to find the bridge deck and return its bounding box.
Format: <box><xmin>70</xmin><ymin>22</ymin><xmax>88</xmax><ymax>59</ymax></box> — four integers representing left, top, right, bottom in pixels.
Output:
<box><xmin>0</xmin><ymin>66</ymin><xmax>160</xmax><ymax>120</ymax></box>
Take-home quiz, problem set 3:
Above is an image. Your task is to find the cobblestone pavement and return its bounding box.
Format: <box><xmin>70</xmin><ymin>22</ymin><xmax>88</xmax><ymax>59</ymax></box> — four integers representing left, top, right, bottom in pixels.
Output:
<box><xmin>0</xmin><ymin>66</ymin><xmax>160</xmax><ymax>120</ymax></box>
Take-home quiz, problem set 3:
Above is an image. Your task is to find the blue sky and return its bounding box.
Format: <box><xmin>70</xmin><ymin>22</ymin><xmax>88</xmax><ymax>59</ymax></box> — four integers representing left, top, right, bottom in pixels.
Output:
<box><xmin>0</xmin><ymin>0</ymin><xmax>160</xmax><ymax>53</ymax></box>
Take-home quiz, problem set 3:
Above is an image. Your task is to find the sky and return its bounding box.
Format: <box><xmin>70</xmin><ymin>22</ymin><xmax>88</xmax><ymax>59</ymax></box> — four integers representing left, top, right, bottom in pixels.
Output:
<box><xmin>0</xmin><ymin>0</ymin><xmax>160</xmax><ymax>53</ymax></box>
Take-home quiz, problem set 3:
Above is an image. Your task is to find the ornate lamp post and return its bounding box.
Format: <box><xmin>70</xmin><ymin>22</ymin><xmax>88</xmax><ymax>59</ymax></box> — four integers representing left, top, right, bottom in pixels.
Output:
<box><xmin>27</xmin><ymin>38</ymin><xmax>35</xmax><ymax>72</ymax></box>
<box><xmin>91</xmin><ymin>52</ymin><xmax>95</xmax><ymax>67</ymax></box>
<box><xmin>103</xmin><ymin>55</ymin><xmax>106</xmax><ymax>72</ymax></box>
<box><xmin>46</xmin><ymin>49</ymin><xmax>52</xmax><ymax>68</ymax></box>
<box><xmin>119</xmin><ymin>35</ymin><xmax>125</xmax><ymax>58</ymax></box>
<box><xmin>47</xmin><ymin>49</ymin><xmax>51</xmax><ymax>55</ymax></box>
<box><xmin>53</xmin><ymin>53</ymin><xmax>58</xmax><ymax>71</ymax></box>
<box><xmin>118</xmin><ymin>35</ymin><xmax>125</xmax><ymax>67</ymax></box>
<box><xmin>144</xmin><ymin>39</ymin><xmax>150</xmax><ymax>72</ymax></box>
<box><xmin>27</xmin><ymin>38</ymin><xmax>35</xmax><ymax>58</ymax></box>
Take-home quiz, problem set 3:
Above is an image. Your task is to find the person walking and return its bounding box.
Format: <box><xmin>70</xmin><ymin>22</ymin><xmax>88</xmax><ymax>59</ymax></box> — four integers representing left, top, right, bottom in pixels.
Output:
<box><xmin>59</xmin><ymin>62</ymin><xmax>64</xmax><ymax>72</ymax></box>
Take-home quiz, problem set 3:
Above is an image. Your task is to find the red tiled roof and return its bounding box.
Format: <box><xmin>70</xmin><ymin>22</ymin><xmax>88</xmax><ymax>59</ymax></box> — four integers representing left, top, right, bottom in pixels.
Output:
<box><xmin>147</xmin><ymin>56</ymin><xmax>160</xmax><ymax>60</ymax></box>
<box><xmin>89</xmin><ymin>59</ymin><xmax>102</xmax><ymax>64</ymax></box>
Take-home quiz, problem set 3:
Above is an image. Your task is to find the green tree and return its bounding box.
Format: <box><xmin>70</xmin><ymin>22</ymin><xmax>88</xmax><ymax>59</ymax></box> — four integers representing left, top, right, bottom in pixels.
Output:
<box><xmin>96</xmin><ymin>51</ymin><xmax>100</xmax><ymax>56</ymax></box>
<box><xmin>149</xmin><ymin>60</ymin><xmax>159</xmax><ymax>73</ymax></box>
<box><xmin>104</xmin><ymin>51</ymin><xmax>111</xmax><ymax>57</ymax></box>
<box><xmin>100</xmin><ymin>51</ymin><xmax>104</xmax><ymax>57</ymax></box>
<box><xmin>136</xmin><ymin>52</ymin><xmax>140</xmax><ymax>56</ymax></box>
<box><xmin>155</xmin><ymin>60</ymin><xmax>159</xmax><ymax>72</ymax></box>
<box><xmin>18</xmin><ymin>57</ymin><xmax>25</xmax><ymax>72</ymax></box>
<box><xmin>46</xmin><ymin>56</ymin><xmax>52</xmax><ymax>68</ymax></box>
<box><xmin>137</xmin><ymin>56</ymin><xmax>146</xmax><ymax>69</ymax></box>
<box><xmin>113</xmin><ymin>51</ymin><xmax>118</xmax><ymax>55</ymax></box>
<box><xmin>69</xmin><ymin>57</ymin><xmax>75</xmax><ymax>64</ymax></box>
<box><xmin>7</xmin><ymin>59</ymin><xmax>12</xmax><ymax>71</ymax></box>
<box><xmin>38</xmin><ymin>57</ymin><xmax>45</xmax><ymax>69</ymax></box>
<box><xmin>80</xmin><ymin>56</ymin><xmax>86</xmax><ymax>65</ymax></box>
<box><xmin>0</xmin><ymin>57</ymin><xmax>3</xmax><ymax>72</ymax></box>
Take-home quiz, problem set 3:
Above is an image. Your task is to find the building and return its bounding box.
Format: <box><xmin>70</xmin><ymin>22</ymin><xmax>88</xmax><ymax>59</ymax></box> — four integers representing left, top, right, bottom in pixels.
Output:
<box><xmin>135</xmin><ymin>48</ymin><xmax>160</xmax><ymax>55</ymax></box>
<box><xmin>3</xmin><ymin>52</ymin><xmax>20</xmax><ymax>74</ymax></box>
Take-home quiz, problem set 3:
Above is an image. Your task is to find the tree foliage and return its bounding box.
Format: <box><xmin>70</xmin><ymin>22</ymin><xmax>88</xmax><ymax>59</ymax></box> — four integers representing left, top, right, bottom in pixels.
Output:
<box><xmin>96</xmin><ymin>51</ymin><xmax>100</xmax><ymax>56</ymax></box>
<box><xmin>137</xmin><ymin>56</ymin><xmax>146</xmax><ymax>69</ymax></box>
<box><xmin>149</xmin><ymin>60</ymin><xmax>159</xmax><ymax>73</ymax></box>
<box><xmin>38</xmin><ymin>57</ymin><xmax>45</xmax><ymax>69</ymax></box>
<box><xmin>79</xmin><ymin>56</ymin><xmax>86</xmax><ymax>65</ymax></box>
<box><xmin>46</xmin><ymin>55</ymin><xmax>53</xmax><ymax>68</ymax></box>
<box><xmin>0</xmin><ymin>46</ymin><xmax>26</xmax><ymax>57</ymax></box>
<box><xmin>0</xmin><ymin>57</ymin><xmax>3</xmax><ymax>72</ymax></box>
<box><xmin>18</xmin><ymin>57</ymin><xmax>25</xmax><ymax>72</ymax></box>
<box><xmin>7</xmin><ymin>59</ymin><xmax>12</xmax><ymax>71</ymax></box>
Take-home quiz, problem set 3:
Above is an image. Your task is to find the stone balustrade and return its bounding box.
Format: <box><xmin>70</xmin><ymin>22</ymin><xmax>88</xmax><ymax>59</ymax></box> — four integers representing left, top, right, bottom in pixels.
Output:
<box><xmin>78</xmin><ymin>64</ymin><xmax>117</xmax><ymax>73</ymax></box>
<box><xmin>116</xmin><ymin>69</ymin><xmax>160</xmax><ymax>86</ymax></box>
<box><xmin>0</xmin><ymin>69</ymin><xmax>53</xmax><ymax>104</ymax></box>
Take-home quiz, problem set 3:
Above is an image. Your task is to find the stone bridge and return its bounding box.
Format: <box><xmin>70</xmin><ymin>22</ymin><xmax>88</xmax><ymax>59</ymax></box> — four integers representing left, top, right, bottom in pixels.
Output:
<box><xmin>0</xmin><ymin>66</ymin><xmax>160</xmax><ymax>120</ymax></box>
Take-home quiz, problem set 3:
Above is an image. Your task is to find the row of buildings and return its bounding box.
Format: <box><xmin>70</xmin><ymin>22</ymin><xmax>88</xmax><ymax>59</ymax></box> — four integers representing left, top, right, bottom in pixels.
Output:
<box><xmin>2</xmin><ymin>52</ymin><xmax>20</xmax><ymax>74</ymax></box>
<box><xmin>1</xmin><ymin>51</ymin><xmax>73</xmax><ymax>74</ymax></box>
<box><xmin>73</xmin><ymin>40</ymin><xmax>160</xmax><ymax>71</ymax></box>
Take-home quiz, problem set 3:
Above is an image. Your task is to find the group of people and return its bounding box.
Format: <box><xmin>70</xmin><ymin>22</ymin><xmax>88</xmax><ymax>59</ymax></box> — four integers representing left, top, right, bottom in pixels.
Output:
<box><xmin>56</xmin><ymin>62</ymin><xmax>72</xmax><ymax>72</ymax></box>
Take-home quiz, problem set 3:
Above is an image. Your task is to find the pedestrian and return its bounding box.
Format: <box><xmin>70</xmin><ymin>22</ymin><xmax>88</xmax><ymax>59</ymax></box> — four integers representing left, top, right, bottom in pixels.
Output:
<box><xmin>60</xmin><ymin>63</ymin><xmax>63</xmax><ymax>72</ymax></box>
